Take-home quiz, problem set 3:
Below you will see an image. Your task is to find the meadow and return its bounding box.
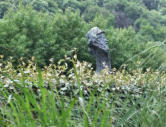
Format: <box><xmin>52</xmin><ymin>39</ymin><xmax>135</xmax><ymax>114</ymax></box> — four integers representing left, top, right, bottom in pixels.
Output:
<box><xmin>0</xmin><ymin>55</ymin><xmax>166</xmax><ymax>127</ymax></box>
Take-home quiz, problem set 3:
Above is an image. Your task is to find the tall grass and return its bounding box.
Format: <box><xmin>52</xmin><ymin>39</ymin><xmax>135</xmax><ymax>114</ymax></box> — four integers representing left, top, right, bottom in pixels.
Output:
<box><xmin>0</xmin><ymin>56</ymin><xmax>166</xmax><ymax>127</ymax></box>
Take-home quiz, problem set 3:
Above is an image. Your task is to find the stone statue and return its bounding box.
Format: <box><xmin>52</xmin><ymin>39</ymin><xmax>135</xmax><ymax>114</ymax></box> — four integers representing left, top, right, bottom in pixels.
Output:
<box><xmin>86</xmin><ymin>27</ymin><xmax>111</xmax><ymax>73</ymax></box>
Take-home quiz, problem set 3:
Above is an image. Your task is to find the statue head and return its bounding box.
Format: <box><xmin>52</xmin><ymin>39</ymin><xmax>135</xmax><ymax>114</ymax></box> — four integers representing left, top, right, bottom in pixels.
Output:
<box><xmin>86</xmin><ymin>27</ymin><xmax>109</xmax><ymax>53</ymax></box>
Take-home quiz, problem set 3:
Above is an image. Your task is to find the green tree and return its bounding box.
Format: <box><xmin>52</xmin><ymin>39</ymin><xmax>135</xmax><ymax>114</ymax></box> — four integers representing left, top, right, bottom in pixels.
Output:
<box><xmin>97</xmin><ymin>0</ymin><xmax>104</xmax><ymax>7</ymax></box>
<box><xmin>143</xmin><ymin>0</ymin><xmax>159</xmax><ymax>10</ymax></box>
<box><xmin>0</xmin><ymin>1</ymin><xmax>10</xmax><ymax>18</ymax></box>
<box><xmin>0</xmin><ymin>5</ymin><xmax>89</xmax><ymax>66</ymax></box>
<box><xmin>83</xmin><ymin>5</ymin><xmax>110</xmax><ymax>22</ymax></box>
<box><xmin>32</xmin><ymin>0</ymin><xmax>59</xmax><ymax>14</ymax></box>
<box><xmin>106</xmin><ymin>27</ymin><xmax>143</xmax><ymax>69</ymax></box>
<box><xmin>140</xmin><ymin>41</ymin><xmax>166</xmax><ymax>71</ymax></box>
<box><xmin>50</xmin><ymin>9</ymin><xmax>89</xmax><ymax>63</ymax></box>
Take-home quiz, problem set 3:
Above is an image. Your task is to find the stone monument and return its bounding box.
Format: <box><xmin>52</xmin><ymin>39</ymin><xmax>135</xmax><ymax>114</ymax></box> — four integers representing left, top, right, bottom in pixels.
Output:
<box><xmin>86</xmin><ymin>27</ymin><xmax>111</xmax><ymax>73</ymax></box>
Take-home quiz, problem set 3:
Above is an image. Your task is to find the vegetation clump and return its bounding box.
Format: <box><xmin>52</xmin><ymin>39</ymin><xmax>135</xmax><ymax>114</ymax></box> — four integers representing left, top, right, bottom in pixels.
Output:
<box><xmin>0</xmin><ymin>56</ymin><xmax>166</xmax><ymax>127</ymax></box>
<box><xmin>1</xmin><ymin>0</ymin><xmax>166</xmax><ymax>70</ymax></box>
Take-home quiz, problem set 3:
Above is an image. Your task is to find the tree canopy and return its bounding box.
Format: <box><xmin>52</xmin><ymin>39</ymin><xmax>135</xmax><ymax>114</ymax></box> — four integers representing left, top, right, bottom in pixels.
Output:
<box><xmin>0</xmin><ymin>0</ymin><xmax>166</xmax><ymax>70</ymax></box>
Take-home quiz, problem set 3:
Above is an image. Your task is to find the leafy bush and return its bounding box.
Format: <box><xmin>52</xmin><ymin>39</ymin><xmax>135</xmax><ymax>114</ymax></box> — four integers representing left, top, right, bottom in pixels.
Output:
<box><xmin>0</xmin><ymin>5</ymin><xmax>89</xmax><ymax>66</ymax></box>
<box><xmin>106</xmin><ymin>27</ymin><xmax>143</xmax><ymax>69</ymax></box>
<box><xmin>139</xmin><ymin>41</ymin><xmax>166</xmax><ymax>71</ymax></box>
<box><xmin>0</xmin><ymin>56</ymin><xmax>166</xmax><ymax>126</ymax></box>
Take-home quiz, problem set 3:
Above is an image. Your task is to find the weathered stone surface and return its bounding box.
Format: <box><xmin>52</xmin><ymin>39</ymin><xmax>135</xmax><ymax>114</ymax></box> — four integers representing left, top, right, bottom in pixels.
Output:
<box><xmin>86</xmin><ymin>27</ymin><xmax>111</xmax><ymax>73</ymax></box>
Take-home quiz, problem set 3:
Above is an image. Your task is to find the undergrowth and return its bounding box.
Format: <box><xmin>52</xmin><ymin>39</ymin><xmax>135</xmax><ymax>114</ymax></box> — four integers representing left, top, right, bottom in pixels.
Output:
<box><xmin>0</xmin><ymin>55</ymin><xmax>166</xmax><ymax>127</ymax></box>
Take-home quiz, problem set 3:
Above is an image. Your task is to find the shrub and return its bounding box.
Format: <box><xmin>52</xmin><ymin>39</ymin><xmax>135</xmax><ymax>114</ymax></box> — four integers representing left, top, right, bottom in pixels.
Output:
<box><xmin>106</xmin><ymin>27</ymin><xmax>143</xmax><ymax>69</ymax></box>
<box><xmin>0</xmin><ymin>56</ymin><xmax>166</xmax><ymax>127</ymax></box>
<box><xmin>0</xmin><ymin>5</ymin><xmax>89</xmax><ymax>66</ymax></box>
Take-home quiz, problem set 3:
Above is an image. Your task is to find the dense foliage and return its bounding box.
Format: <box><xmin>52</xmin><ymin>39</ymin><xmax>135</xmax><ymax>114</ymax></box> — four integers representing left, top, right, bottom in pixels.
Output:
<box><xmin>0</xmin><ymin>0</ymin><xmax>166</xmax><ymax>70</ymax></box>
<box><xmin>0</xmin><ymin>57</ymin><xmax>166</xmax><ymax>126</ymax></box>
<box><xmin>1</xmin><ymin>1</ymin><xmax>166</xmax><ymax>126</ymax></box>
